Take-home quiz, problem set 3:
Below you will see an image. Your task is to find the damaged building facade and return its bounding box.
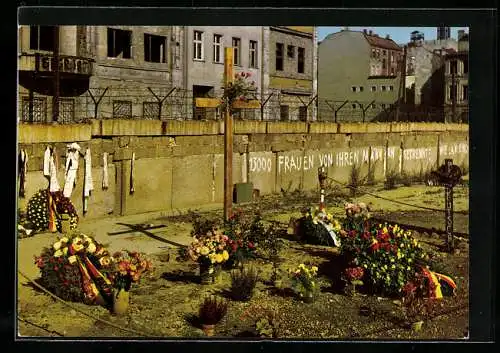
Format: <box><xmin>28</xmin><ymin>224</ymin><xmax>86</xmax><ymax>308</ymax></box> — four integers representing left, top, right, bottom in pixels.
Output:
<box><xmin>18</xmin><ymin>25</ymin><xmax>318</xmax><ymax>122</ymax></box>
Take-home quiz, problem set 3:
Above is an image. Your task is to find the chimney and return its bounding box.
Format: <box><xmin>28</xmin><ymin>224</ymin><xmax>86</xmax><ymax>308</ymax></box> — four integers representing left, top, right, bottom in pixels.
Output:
<box><xmin>369</xmin><ymin>30</ymin><xmax>373</xmax><ymax>35</ymax></box>
<box><xmin>386</xmin><ymin>34</ymin><xmax>390</xmax><ymax>39</ymax></box>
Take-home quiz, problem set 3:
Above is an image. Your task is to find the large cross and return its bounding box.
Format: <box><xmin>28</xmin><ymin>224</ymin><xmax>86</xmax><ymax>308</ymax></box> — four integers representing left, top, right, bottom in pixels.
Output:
<box><xmin>194</xmin><ymin>47</ymin><xmax>260</xmax><ymax>221</ymax></box>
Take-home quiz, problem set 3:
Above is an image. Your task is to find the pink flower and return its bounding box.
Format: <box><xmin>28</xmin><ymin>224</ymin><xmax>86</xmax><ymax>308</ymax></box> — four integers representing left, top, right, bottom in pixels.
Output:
<box><xmin>246</xmin><ymin>72</ymin><xmax>251</xmax><ymax>78</ymax></box>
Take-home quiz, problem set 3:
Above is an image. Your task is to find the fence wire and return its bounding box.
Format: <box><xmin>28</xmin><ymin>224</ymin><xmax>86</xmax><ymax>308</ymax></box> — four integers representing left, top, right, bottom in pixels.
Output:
<box><xmin>18</xmin><ymin>86</ymin><xmax>468</xmax><ymax>124</ymax></box>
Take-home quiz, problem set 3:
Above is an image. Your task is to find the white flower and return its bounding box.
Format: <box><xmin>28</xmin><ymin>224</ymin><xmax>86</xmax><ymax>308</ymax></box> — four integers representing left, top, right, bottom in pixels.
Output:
<box><xmin>87</xmin><ymin>243</ymin><xmax>96</xmax><ymax>254</ymax></box>
<box><xmin>53</xmin><ymin>242</ymin><xmax>62</xmax><ymax>251</ymax></box>
<box><xmin>68</xmin><ymin>255</ymin><xmax>77</xmax><ymax>264</ymax></box>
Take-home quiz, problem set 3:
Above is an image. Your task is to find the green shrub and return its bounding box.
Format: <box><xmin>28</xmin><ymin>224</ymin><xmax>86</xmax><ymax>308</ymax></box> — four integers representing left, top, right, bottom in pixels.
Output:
<box><xmin>384</xmin><ymin>171</ymin><xmax>399</xmax><ymax>190</ymax></box>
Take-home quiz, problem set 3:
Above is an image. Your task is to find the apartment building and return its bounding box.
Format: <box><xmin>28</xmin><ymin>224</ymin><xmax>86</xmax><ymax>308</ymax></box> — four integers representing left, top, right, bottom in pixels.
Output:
<box><xmin>443</xmin><ymin>30</ymin><xmax>469</xmax><ymax>123</ymax></box>
<box><xmin>18</xmin><ymin>25</ymin><xmax>183</xmax><ymax>122</ymax></box>
<box><xmin>182</xmin><ymin>26</ymin><xmax>264</xmax><ymax>120</ymax></box>
<box><xmin>318</xmin><ymin>29</ymin><xmax>403</xmax><ymax>122</ymax></box>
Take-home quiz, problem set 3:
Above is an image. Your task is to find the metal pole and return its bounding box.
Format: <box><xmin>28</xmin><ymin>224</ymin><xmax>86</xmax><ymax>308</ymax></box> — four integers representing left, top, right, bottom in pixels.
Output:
<box><xmin>224</xmin><ymin>47</ymin><xmax>234</xmax><ymax>221</ymax></box>
<box><xmin>318</xmin><ymin>167</ymin><xmax>327</xmax><ymax>210</ymax></box>
<box><xmin>444</xmin><ymin>158</ymin><xmax>454</xmax><ymax>252</ymax></box>
<box><xmin>451</xmin><ymin>70</ymin><xmax>457</xmax><ymax>123</ymax></box>
<box><xmin>52</xmin><ymin>26</ymin><xmax>60</xmax><ymax>122</ymax></box>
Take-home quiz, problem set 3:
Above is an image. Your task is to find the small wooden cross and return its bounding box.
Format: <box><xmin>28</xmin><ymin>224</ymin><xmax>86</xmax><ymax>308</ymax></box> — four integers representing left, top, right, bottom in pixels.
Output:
<box><xmin>194</xmin><ymin>48</ymin><xmax>260</xmax><ymax>221</ymax></box>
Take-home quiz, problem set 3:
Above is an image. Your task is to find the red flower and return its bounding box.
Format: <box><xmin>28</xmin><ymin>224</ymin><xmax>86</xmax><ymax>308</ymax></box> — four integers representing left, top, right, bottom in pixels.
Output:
<box><xmin>348</xmin><ymin>230</ymin><xmax>357</xmax><ymax>238</ymax></box>
<box><xmin>231</xmin><ymin>243</ymin><xmax>238</xmax><ymax>252</ymax></box>
<box><xmin>361</xmin><ymin>232</ymin><xmax>371</xmax><ymax>240</ymax></box>
<box><xmin>248</xmin><ymin>242</ymin><xmax>255</xmax><ymax>249</ymax></box>
<box><xmin>345</xmin><ymin>267</ymin><xmax>365</xmax><ymax>281</ymax></box>
<box><xmin>370</xmin><ymin>242</ymin><xmax>381</xmax><ymax>252</ymax></box>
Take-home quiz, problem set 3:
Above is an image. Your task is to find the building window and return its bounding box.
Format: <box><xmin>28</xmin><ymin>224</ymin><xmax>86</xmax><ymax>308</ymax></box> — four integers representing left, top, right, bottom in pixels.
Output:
<box><xmin>462</xmin><ymin>85</ymin><xmax>468</xmax><ymax>101</ymax></box>
<box><xmin>389</xmin><ymin>85</ymin><xmax>394</xmax><ymax>91</ymax></box>
<box><xmin>232</xmin><ymin>37</ymin><xmax>241</xmax><ymax>66</ymax></box>
<box><xmin>449</xmin><ymin>85</ymin><xmax>457</xmax><ymax>101</ymax></box>
<box><xmin>359</xmin><ymin>86</ymin><xmax>364</xmax><ymax>92</ymax></box>
<box><xmin>371</xmin><ymin>48</ymin><xmax>376</xmax><ymax>58</ymax></box>
<box><xmin>143</xmin><ymin>102</ymin><xmax>160</xmax><ymax>119</ymax></box>
<box><xmin>276</xmin><ymin>43</ymin><xmax>284</xmax><ymax>71</ymax></box>
<box><xmin>144</xmin><ymin>33</ymin><xmax>166</xmax><ymax>63</ymax></box>
<box><xmin>390</xmin><ymin>52</ymin><xmax>394</xmax><ymax>62</ymax></box>
<box><xmin>450</xmin><ymin>60</ymin><xmax>458</xmax><ymax>74</ymax></box>
<box><xmin>381</xmin><ymin>103</ymin><xmax>386</xmax><ymax>109</ymax></box>
<box><xmin>351</xmin><ymin>86</ymin><xmax>357</xmax><ymax>92</ymax></box>
<box><xmin>351</xmin><ymin>104</ymin><xmax>357</xmax><ymax>109</ymax></box>
<box><xmin>382</xmin><ymin>50</ymin><xmax>387</xmax><ymax>55</ymax></box>
<box><xmin>29</xmin><ymin>26</ymin><xmax>56</xmax><ymax>51</ymax></box>
<box><xmin>463</xmin><ymin>58</ymin><xmax>469</xmax><ymax>74</ymax></box>
<box><xmin>280</xmin><ymin>105</ymin><xmax>289</xmax><ymax>121</ymax></box>
<box><xmin>381</xmin><ymin>85</ymin><xmax>387</xmax><ymax>91</ymax></box>
<box><xmin>107</xmin><ymin>28</ymin><xmax>132</xmax><ymax>59</ymax></box>
<box><xmin>299</xmin><ymin>106</ymin><xmax>307</xmax><ymax>121</ymax></box>
<box><xmin>287</xmin><ymin>45</ymin><xmax>295</xmax><ymax>58</ymax></box>
<box><xmin>193</xmin><ymin>30</ymin><xmax>204</xmax><ymax>60</ymax></box>
<box><xmin>249</xmin><ymin>40</ymin><xmax>258</xmax><ymax>68</ymax></box>
<box><xmin>370</xmin><ymin>64</ymin><xmax>376</xmax><ymax>75</ymax></box>
<box><xmin>58</xmin><ymin>99</ymin><xmax>75</xmax><ymax>123</ymax></box>
<box><xmin>371</xmin><ymin>86</ymin><xmax>377</xmax><ymax>92</ymax></box>
<box><xmin>391</xmin><ymin>68</ymin><xmax>395</xmax><ymax>75</ymax></box>
<box><xmin>113</xmin><ymin>100</ymin><xmax>132</xmax><ymax>119</ymax></box>
<box><xmin>21</xmin><ymin>97</ymin><xmax>47</xmax><ymax>122</ymax></box>
<box><xmin>297</xmin><ymin>47</ymin><xmax>305</xmax><ymax>73</ymax></box>
<box><xmin>213</xmin><ymin>34</ymin><xmax>222</xmax><ymax>63</ymax></box>
<box><xmin>382</xmin><ymin>59</ymin><xmax>387</xmax><ymax>70</ymax></box>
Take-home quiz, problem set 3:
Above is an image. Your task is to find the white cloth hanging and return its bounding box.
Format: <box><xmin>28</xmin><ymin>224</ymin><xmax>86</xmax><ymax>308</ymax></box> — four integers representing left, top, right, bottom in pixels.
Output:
<box><xmin>63</xmin><ymin>143</ymin><xmax>81</xmax><ymax>198</ymax></box>
<box><xmin>102</xmin><ymin>152</ymin><xmax>109</xmax><ymax>190</ymax></box>
<box><xmin>83</xmin><ymin>148</ymin><xmax>94</xmax><ymax>197</ymax></box>
<box><xmin>43</xmin><ymin>146</ymin><xmax>51</xmax><ymax>177</ymax></box>
<box><xmin>49</xmin><ymin>156</ymin><xmax>60</xmax><ymax>192</ymax></box>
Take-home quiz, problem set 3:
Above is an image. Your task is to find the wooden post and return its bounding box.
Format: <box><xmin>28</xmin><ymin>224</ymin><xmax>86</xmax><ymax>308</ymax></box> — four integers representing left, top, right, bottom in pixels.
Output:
<box><xmin>224</xmin><ymin>47</ymin><xmax>234</xmax><ymax>221</ymax></box>
<box><xmin>52</xmin><ymin>26</ymin><xmax>60</xmax><ymax>122</ymax></box>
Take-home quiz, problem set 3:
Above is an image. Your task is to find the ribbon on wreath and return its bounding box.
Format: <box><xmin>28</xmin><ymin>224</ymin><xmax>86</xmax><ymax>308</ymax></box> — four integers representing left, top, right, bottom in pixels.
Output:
<box><xmin>47</xmin><ymin>191</ymin><xmax>59</xmax><ymax>233</ymax></box>
<box><xmin>420</xmin><ymin>266</ymin><xmax>457</xmax><ymax>299</ymax></box>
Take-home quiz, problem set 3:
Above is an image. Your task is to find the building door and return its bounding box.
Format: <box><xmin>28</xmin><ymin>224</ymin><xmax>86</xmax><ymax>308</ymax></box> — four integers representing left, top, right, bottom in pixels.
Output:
<box><xmin>280</xmin><ymin>105</ymin><xmax>289</xmax><ymax>121</ymax></box>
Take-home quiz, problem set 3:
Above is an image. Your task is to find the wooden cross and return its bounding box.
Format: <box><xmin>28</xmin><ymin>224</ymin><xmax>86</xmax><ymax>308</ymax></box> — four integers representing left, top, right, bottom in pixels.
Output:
<box><xmin>194</xmin><ymin>47</ymin><xmax>260</xmax><ymax>221</ymax></box>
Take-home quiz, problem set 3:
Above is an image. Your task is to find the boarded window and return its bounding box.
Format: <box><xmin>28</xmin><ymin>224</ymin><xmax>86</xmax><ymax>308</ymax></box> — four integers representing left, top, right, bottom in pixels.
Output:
<box><xmin>30</xmin><ymin>26</ymin><xmax>56</xmax><ymax>51</ymax></box>
<box><xmin>144</xmin><ymin>33</ymin><xmax>166</xmax><ymax>63</ymax></box>
<box><xmin>276</xmin><ymin>43</ymin><xmax>284</xmax><ymax>71</ymax></box>
<box><xmin>299</xmin><ymin>106</ymin><xmax>308</xmax><ymax>121</ymax></box>
<box><xmin>21</xmin><ymin>97</ymin><xmax>47</xmax><ymax>123</ymax></box>
<box><xmin>58</xmin><ymin>99</ymin><xmax>75</xmax><ymax>123</ymax></box>
<box><xmin>107</xmin><ymin>28</ymin><xmax>132</xmax><ymax>58</ymax></box>
<box><xmin>280</xmin><ymin>105</ymin><xmax>289</xmax><ymax>121</ymax></box>
<box><xmin>143</xmin><ymin>102</ymin><xmax>160</xmax><ymax>119</ymax></box>
<box><xmin>113</xmin><ymin>100</ymin><xmax>132</xmax><ymax>119</ymax></box>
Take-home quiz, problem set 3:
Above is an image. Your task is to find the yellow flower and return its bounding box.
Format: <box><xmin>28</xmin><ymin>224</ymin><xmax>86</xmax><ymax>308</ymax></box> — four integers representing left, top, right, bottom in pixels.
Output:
<box><xmin>407</xmin><ymin>266</ymin><xmax>411</xmax><ymax>271</ymax></box>
<box><xmin>62</xmin><ymin>247</ymin><xmax>68</xmax><ymax>255</ymax></box>
<box><xmin>383</xmin><ymin>265</ymin><xmax>388</xmax><ymax>270</ymax></box>
<box><xmin>99</xmin><ymin>256</ymin><xmax>111</xmax><ymax>266</ymax></box>
<box><xmin>87</xmin><ymin>243</ymin><xmax>96</xmax><ymax>254</ymax></box>
<box><xmin>60</xmin><ymin>237</ymin><xmax>69</xmax><ymax>244</ymax></box>
<box><xmin>312</xmin><ymin>218</ymin><xmax>318</xmax><ymax>225</ymax></box>
<box><xmin>222</xmin><ymin>250</ymin><xmax>229</xmax><ymax>261</ymax></box>
<box><xmin>391</xmin><ymin>264</ymin><xmax>396</xmax><ymax>269</ymax></box>
<box><xmin>72</xmin><ymin>243</ymin><xmax>84</xmax><ymax>252</ymax></box>
<box><xmin>215</xmin><ymin>253</ymin><xmax>224</xmax><ymax>263</ymax></box>
<box><xmin>72</xmin><ymin>237</ymin><xmax>82</xmax><ymax>244</ymax></box>
<box><xmin>312</xmin><ymin>266</ymin><xmax>318</xmax><ymax>272</ymax></box>
<box><xmin>200</xmin><ymin>247</ymin><xmax>209</xmax><ymax>256</ymax></box>
<box><xmin>53</xmin><ymin>242</ymin><xmax>62</xmax><ymax>251</ymax></box>
<box><xmin>363</xmin><ymin>264</ymin><xmax>368</xmax><ymax>268</ymax></box>
<box><xmin>382</xmin><ymin>227</ymin><xmax>388</xmax><ymax>234</ymax></box>
<box><xmin>390</xmin><ymin>258</ymin><xmax>395</xmax><ymax>263</ymax></box>
<box><xmin>299</xmin><ymin>264</ymin><xmax>306</xmax><ymax>269</ymax></box>
<box><xmin>68</xmin><ymin>255</ymin><xmax>77</xmax><ymax>264</ymax></box>
<box><xmin>53</xmin><ymin>249</ymin><xmax>63</xmax><ymax>257</ymax></box>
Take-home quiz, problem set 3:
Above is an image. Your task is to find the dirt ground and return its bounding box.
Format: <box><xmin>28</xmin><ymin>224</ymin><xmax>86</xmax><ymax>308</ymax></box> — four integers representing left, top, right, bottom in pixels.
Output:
<box><xmin>17</xmin><ymin>182</ymin><xmax>469</xmax><ymax>339</ymax></box>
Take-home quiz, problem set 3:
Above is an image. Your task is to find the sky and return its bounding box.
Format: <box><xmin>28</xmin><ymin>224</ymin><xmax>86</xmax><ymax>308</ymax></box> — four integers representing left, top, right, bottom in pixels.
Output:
<box><xmin>317</xmin><ymin>27</ymin><xmax>469</xmax><ymax>45</ymax></box>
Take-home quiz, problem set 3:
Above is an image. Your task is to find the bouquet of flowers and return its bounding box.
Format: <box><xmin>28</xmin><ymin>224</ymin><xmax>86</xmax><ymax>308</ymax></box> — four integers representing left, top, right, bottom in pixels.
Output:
<box><xmin>342</xmin><ymin>266</ymin><xmax>365</xmax><ymax>295</ymax></box>
<box><xmin>34</xmin><ymin>232</ymin><xmax>114</xmax><ymax>304</ymax></box>
<box><xmin>297</xmin><ymin>206</ymin><xmax>342</xmax><ymax>246</ymax></box>
<box><xmin>221</xmin><ymin>71</ymin><xmax>256</xmax><ymax>114</ymax></box>
<box><xmin>187</xmin><ymin>229</ymin><xmax>230</xmax><ymax>267</ymax></box>
<box><xmin>289</xmin><ymin>263</ymin><xmax>319</xmax><ymax>300</ymax></box>
<box><xmin>223</xmin><ymin>210</ymin><xmax>259</xmax><ymax>265</ymax></box>
<box><xmin>105</xmin><ymin>250</ymin><xmax>153</xmax><ymax>291</ymax></box>
<box><xmin>26</xmin><ymin>188</ymin><xmax>78</xmax><ymax>233</ymax></box>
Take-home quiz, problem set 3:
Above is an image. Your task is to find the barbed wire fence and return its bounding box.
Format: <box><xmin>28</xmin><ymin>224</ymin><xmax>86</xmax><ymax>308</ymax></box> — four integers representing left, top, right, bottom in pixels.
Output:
<box><xmin>18</xmin><ymin>86</ymin><xmax>469</xmax><ymax>124</ymax></box>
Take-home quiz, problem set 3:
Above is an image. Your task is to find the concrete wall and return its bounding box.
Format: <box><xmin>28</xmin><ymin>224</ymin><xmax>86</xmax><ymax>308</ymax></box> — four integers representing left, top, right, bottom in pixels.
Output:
<box><xmin>17</xmin><ymin>121</ymin><xmax>469</xmax><ymax>220</ymax></box>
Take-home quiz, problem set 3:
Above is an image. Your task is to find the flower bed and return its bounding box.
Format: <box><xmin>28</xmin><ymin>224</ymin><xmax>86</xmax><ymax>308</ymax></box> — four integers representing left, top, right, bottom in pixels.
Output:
<box><xmin>34</xmin><ymin>232</ymin><xmax>152</xmax><ymax>305</ymax></box>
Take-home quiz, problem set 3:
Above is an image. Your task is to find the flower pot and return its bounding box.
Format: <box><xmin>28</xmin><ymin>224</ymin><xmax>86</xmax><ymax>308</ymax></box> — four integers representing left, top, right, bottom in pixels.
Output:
<box><xmin>201</xmin><ymin>324</ymin><xmax>215</xmax><ymax>337</ymax></box>
<box><xmin>112</xmin><ymin>288</ymin><xmax>130</xmax><ymax>315</ymax></box>
<box><xmin>303</xmin><ymin>294</ymin><xmax>315</xmax><ymax>304</ymax></box>
<box><xmin>200</xmin><ymin>263</ymin><xmax>215</xmax><ymax>285</ymax></box>
<box><xmin>411</xmin><ymin>321</ymin><xmax>424</xmax><ymax>332</ymax></box>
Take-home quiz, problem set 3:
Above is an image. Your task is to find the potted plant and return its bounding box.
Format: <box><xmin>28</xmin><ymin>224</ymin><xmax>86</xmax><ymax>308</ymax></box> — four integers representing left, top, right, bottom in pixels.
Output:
<box><xmin>198</xmin><ymin>296</ymin><xmax>228</xmax><ymax>337</ymax></box>
<box><xmin>230</xmin><ymin>266</ymin><xmax>259</xmax><ymax>302</ymax></box>
<box><xmin>106</xmin><ymin>250</ymin><xmax>153</xmax><ymax>315</ymax></box>
<box><xmin>290</xmin><ymin>263</ymin><xmax>319</xmax><ymax>303</ymax></box>
<box><xmin>187</xmin><ymin>229</ymin><xmax>230</xmax><ymax>284</ymax></box>
<box><xmin>342</xmin><ymin>266</ymin><xmax>365</xmax><ymax>296</ymax></box>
